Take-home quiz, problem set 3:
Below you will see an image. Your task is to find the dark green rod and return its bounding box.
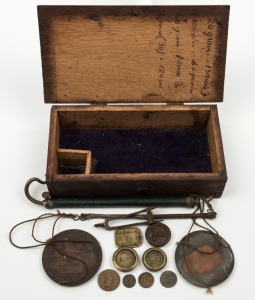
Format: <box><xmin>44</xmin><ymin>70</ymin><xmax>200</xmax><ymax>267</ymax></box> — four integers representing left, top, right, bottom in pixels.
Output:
<box><xmin>43</xmin><ymin>196</ymin><xmax>199</xmax><ymax>209</ymax></box>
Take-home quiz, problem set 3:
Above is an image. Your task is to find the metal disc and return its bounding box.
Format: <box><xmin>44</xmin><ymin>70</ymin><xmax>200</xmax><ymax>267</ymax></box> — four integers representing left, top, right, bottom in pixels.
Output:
<box><xmin>138</xmin><ymin>272</ymin><xmax>154</xmax><ymax>288</ymax></box>
<box><xmin>175</xmin><ymin>230</ymin><xmax>234</xmax><ymax>288</ymax></box>
<box><xmin>160</xmin><ymin>271</ymin><xmax>177</xmax><ymax>288</ymax></box>
<box><xmin>142</xmin><ymin>247</ymin><xmax>167</xmax><ymax>272</ymax></box>
<box><xmin>122</xmin><ymin>274</ymin><xmax>136</xmax><ymax>288</ymax></box>
<box><xmin>145</xmin><ymin>222</ymin><xmax>171</xmax><ymax>247</ymax></box>
<box><xmin>42</xmin><ymin>229</ymin><xmax>102</xmax><ymax>286</ymax></box>
<box><xmin>113</xmin><ymin>247</ymin><xmax>138</xmax><ymax>272</ymax></box>
<box><xmin>98</xmin><ymin>269</ymin><xmax>120</xmax><ymax>291</ymax></box>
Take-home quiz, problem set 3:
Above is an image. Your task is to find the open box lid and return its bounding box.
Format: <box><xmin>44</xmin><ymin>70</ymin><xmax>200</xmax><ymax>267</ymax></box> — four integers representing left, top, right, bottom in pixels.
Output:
<box><xmin>38</xmin><ymin>6</ymin><xmax>229</xmax><ymax>104</ymax></box>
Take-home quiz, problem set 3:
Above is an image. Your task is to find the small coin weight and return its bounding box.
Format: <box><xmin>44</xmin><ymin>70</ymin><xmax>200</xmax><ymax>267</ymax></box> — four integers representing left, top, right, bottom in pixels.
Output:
<box><xmin>42</xmin><ymin>229</ymin><xmax>102</xmax><ymax>286</ymax></box>
<box><xmin>113</xmin><ymin>247</ymin><xmax>138</xmax><ymax>272</ymax></box>
<box><xmin>138</xmin><ymin>272</ymin><xmax>154</xmax><ymax>288</ymax></box>
<box><xmin>98</xmin><ymin>269</ymin><xmax>120</xmax><ymax>291</ymax></box>
<box><xmin>122</xmin><ymin>274</ymin><xmax>136</xmax><ymax>288</ymax></box>
<box><xmin>145</xmin><ymin>222</ymin><xmax>171</xmax><ymax>247</ymax></box>
<box><xmin>160</xmin><ymin>271</ymin><xmax>177</xmax><ymax>288</ymax></box>
<box><xmin>142</xmin><ymin>247</ymin><xmax>167</xmax><ymax>272</ymax></box>
<box><xmin>115</xmin><ymin>227</ymin><xmax>142</xmax><ymax>248</ymax></box>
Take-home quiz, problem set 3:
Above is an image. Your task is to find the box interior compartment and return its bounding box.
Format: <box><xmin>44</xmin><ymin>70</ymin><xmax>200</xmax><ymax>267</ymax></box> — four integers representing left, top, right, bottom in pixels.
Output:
<box><xmin>50</xmin><ymin>106</ymin><xmax>221</xmax><ymax>177</ymax></box>
<box><xmin>56</xmin><ymin>149</ymin><xmax>91</xmax><ymax>174</ymax></box>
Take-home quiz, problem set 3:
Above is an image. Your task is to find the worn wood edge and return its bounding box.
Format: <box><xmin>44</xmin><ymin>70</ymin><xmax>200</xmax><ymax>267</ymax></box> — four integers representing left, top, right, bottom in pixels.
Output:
<box><xmin>37</xmin><ymin>7</ymin><xmax>56</xmax><ymax>103</ymax></box>
<box><xmin>37</xmin><ymin>5</ymin><xmax>230</xmax><ymax>15</ymax></box>
<box><xmin>209</xmin><ymin>106</ymin><xmax>227</xmax><ymax>178</ymax></box>
<box><xmin>52</xmin><ymin>173</ymin><xmax>225</xmax><ymax>182</ymax></box>
<box><xmin>57</xmin><ymin>149</ymin><xmax>91</xmax><ymax>155</ymax></box>
<box><xmin>85</xmin><ymin>151</ymin><xmax>92</xmax><ymax>174</ymax></box>
<box><xmin>55</xmin><ymin>105</ymin><xmax>213</xmax><ymax>112</ymax></box>
<box><xmin>213</xmin><ymin>5</ymin><xmax>230</xmax><ymax>102</ymax></box>
<box><xmin>207</xmin><ymin>105</ymin><xmax>219</xmax><ymax>173</ymax></box>
<box><xmin>46</xmin><ymin>106</ymin><xmax>59</xmax><ymax>183</ymax></box>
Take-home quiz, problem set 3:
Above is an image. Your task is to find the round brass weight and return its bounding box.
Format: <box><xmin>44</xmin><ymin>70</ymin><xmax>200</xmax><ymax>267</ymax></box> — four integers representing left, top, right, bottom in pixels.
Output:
<box><xmin>142</xmin><ymin>247</ymin><xmax>167</xmax><ymax>272</ymax></box>
<box><xmin>113</xmin><ymin>247</ymin><xmax>139</xmax><ymax>272</ymax></box>
<box><xmin>175</xmin><ymin>230</ymin><xmax>234</xmax><ymax>288</ymax></box>
<box><xmin>42</xmin><ymin>229</ymin><xmax>102</xmax><ymax>286</ymax></box>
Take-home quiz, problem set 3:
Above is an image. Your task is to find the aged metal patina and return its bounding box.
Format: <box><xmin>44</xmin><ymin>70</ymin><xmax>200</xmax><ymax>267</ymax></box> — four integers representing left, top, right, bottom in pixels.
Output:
<box><xmin>138</xmin><ymin>272</ymin><xmax>154</xmax><ymax>288</ymax></box>
<box><xmin>175</xmin><ymin>230</ymin><xmax>234</xmax><ymax>288</ymax></box>
<box><xmin>115</xmin><ymin>227</ymin><xmax>142</xmax><ymax>248</ymax></box>
<box><xmin>98</xmin><ymin>269</ymin><xmax>120</xmax><ymax>291</ymax></box>
<box><xmin>145</xmin><ymin>222</ymin><xmax>171</xmax><ymax>247</ymax></box>
<box><xmin>42</xmin><ymin>229</ymin><xmax>102</xmax><ymax>286</ymax></box>
<box><xmin>25</xmin><ymin>180</ymin><xmax>201</xmax><ymax>208</ymax></box>
<box><xmin>160</xmin><ymin>271</ymin><xmax>177</xmax><ymax>288</ymax></box>
<box><xmin>122</xmin><ymin>274</ymin><xmax>136</xmax><ymax>288</ymax></box>
<box><xmin>113</xmin><ymin>247</ymin><xmax>139</xmax><ymax>272</ymax></box>
<box><xmin>94</xmin><ymin>201</ymin><xmax>216</xmax><ymax>230</ymax></box>
<box><xmin>142</xmin><ymin>247</ymin><xmax>167</xmax><ymax>272</ymax></box>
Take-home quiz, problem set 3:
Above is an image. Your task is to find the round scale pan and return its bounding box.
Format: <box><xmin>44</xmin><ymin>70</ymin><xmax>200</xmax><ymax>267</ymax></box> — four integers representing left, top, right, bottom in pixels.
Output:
<box><xmin>42</xmin><ymin>229</ymin><xmax>102</xmax><ymax>286</ymax></box>
<box><xmin>175</xmin><ymin>230</ymin><xmax>234</xmax><ymax>288</ymax></box>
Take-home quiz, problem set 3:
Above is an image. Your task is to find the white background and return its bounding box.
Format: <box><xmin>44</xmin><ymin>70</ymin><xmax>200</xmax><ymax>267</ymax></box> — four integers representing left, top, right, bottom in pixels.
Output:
<box><xmin>0</xmin><ymin>0</ymin><xmax>254</xmax><ymax>299</ymax></box>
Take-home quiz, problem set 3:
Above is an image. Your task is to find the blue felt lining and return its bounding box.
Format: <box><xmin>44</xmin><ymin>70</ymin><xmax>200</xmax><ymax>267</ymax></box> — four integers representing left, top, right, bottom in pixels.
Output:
<box><xmin>59</xmin><ymin>128</ymin><xmax>212</xmax><ymax>174</ymax></box>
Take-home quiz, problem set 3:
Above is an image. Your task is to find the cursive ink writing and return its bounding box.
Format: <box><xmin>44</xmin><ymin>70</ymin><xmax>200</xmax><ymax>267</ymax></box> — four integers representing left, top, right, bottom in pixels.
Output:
<box><xmin>176</xmin><ymin>54</ymin><xmax>184</xmax><ymax>77</ymax></box>
<box><xmin>189</xmin><ymin>59</ymin><xmax>198</xmax><ymax>94</ymax></box>
<box><xmin>172</xmin><ymin>26</ymin><xmax>180</xmax><ymax>48</ymax></box>
<box><xmin>155</xmin><ymin>19</ymin><xmax>167</xmax><ymax>89</ymax></box>
<box><xmin>156</xmin><ymin>18</ymin><xmax>166</xmax><ymax>55</ymax></box>
<box><xmin>200</xmin><ymin>18</ymin><xmax>216</xmax><ymax>97</ymax></box>
<box><xmin>191</xmin><ymin>19</ymin><xmax>198</xmax><ymax>48</ymax></box>
<box><xmin>203</xmin><ymin>18</ymin><xmax>216</xmax><ymax>54</ymax></box>
<box><xmin>201</xmin><ymin>65</ymin><xmax>212</xmax><ymax>97</ymax></box>
<box><xmin>156</xmin><ymin>36</ymin><xmax>166</xmax><ymax>55</ymax></box>
<box><xmin>158</xmin><ymin>64</ymin><xmax>165</xmax><ymax>89</ymax></box>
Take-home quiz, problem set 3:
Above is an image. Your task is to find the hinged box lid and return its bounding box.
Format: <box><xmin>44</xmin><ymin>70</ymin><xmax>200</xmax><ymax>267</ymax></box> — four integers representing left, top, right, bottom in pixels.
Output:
<box><xmin>38</xmin><ymin>5</ymin><xmax>229</xmax><ymax>104</ymax></box>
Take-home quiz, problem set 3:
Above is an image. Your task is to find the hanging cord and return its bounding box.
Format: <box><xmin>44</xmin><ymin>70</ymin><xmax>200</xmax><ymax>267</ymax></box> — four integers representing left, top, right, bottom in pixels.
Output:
<box><xmin>9</xmin><ymin>213</ymin><xmax>56</xmax><ymax>249</ymax></box>
<box><xmin>183</xmin><ymin>196</ymin><xmax>230</xmax><ymax>254</ymax></box>
<box><xmin>9</xmin><ymin>211</ymin><xmax>91</xmax><ymax>286</ymax></box>
<box><xmin>181</xmin><ymin>196</ymin><xmax>231</xmax><ymax>293</ymax></box>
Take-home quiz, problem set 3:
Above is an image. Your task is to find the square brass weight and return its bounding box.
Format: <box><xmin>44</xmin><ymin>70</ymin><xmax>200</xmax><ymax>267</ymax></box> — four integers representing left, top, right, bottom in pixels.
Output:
<box><xmin>115</xmin><ymin>227</ymin><xmax>143</xmax><ymax>248</ymax></box>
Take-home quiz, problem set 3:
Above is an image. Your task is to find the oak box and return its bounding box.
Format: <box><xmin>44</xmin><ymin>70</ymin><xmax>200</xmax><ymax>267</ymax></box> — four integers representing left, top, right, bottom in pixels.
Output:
<box><xmin>37</xmin><ymin>6</ymin><xmax>229</xmax><ymax>199</ymax></box>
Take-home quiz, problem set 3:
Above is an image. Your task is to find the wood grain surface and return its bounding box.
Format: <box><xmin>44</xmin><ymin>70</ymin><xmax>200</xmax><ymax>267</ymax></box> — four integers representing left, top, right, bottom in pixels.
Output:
<box><xmin>38</xmin><ymin>6</ymin><xmax>229</xmax><ymax>103</ymax></box>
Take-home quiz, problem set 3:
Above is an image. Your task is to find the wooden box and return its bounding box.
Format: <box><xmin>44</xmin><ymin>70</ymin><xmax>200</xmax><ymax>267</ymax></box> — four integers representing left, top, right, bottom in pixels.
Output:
<box><xmin>38</xmin><ymin>5</ymin><xmax>229</xmax><ymax>199</ymax></box>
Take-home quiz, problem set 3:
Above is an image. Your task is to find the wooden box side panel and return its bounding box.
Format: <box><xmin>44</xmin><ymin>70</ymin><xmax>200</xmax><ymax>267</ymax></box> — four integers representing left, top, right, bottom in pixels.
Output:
<box><xmin>57</xmin><ymin>105</ymin><xmax>211</xmax><ymax>129</ymax></box>
<box><xmin>46</xmin><ymin>107</ymin><xmax>59</xmax><ymax>182</ymax></box>
<box><xmin>207</xmin><ymin>106</ymin><xmax>227</xmax><ymax>176</ymax></box>
<box><xmin>47</xmin><ymin>174</ymin><xmax>226</xmax><ymax>198</ymax></box>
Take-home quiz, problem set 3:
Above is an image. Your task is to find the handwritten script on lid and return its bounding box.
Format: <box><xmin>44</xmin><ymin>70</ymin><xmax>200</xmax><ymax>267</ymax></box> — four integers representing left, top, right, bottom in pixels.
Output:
<box><xmin>38</xmin><ymin>6</ymin><xmax>229</xmax><ymax>103</ymax></box>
